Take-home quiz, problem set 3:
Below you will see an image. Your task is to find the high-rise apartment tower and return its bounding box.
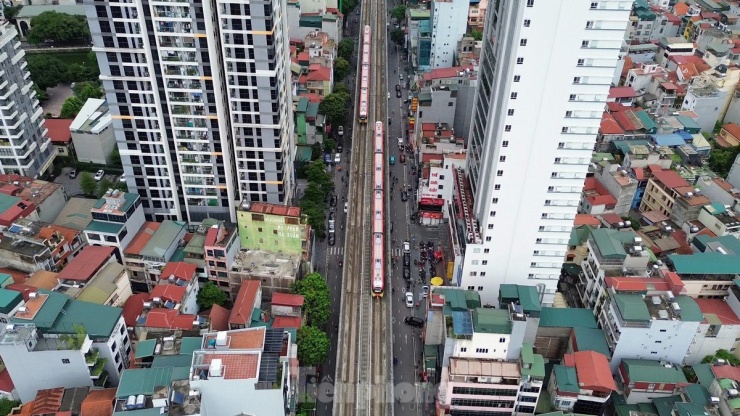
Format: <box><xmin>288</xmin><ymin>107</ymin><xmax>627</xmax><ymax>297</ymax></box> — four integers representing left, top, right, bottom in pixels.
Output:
<box><xmin>0</xmin><ymin>23</ymin><xmax>55</xmax><ymax>178</ymax></box>
<box><xmin>84</xmin><ymin>0</ymin><xmax>294</xmax><ymax>222</ymax></box>
<box><xmin>462</xmin><ymin>0</ymin><xmax>633</xmax><ymax>306</ymax></box>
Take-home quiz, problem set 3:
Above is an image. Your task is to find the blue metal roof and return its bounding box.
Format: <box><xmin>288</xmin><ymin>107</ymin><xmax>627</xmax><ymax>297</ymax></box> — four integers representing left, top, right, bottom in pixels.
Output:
<box><xmin>452</xmin><ymin>310</ymin><xmax>473</xmax><ymax>336</ymax></box>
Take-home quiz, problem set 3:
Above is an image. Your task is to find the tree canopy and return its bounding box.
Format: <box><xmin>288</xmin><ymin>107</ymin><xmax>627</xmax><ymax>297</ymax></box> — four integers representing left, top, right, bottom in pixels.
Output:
<box><xmin>27</xmin><ymin>11</ymin><xmax>90</xmax><ymax>45</ymax></box>
<box><xmin>73</xmin><ymin>81</ymin><xmax>104</xmax><ymax>102</ymax></box>
<box><xmin>297</xmin><ymin>326</ymin><xmax>330</xmax><ymax>366</ymax></box>
<box><xmin>333</xmin><ymin>57</ymin><xmax>351</xmax><ymax>81</ymax></box>
<box><xmin>27</xmin><ymin>55</ymin><xmax>68</xmax><ymax>90</ymax></box>
<box><xmin>0</xmin><ymin>398</ymin><xmax>19</xmax><ymax>416</ymax></box>
<box><xmin>79</xmin><ymin>172</ymin><xmax>97</xmax><ymax>196</ymax></box>
<box><xmin>391</xmin><ymin>29</ymin><xmax>405</xmax><ymax>46</ymax></box>
<box><xmin>470</xmin><ymin>29</ymin><xmax>483</xmax><ymax>41</ymax></box>
<box><xmin>708</xmin><ymin>145</ymin><xmax>740</xmax><ymax>177</ymax></box>
<box><xmin>60</xmin><ymin>96</ymin><xmax>84</xmax><ymax>118</ymax></box>
<box><xmin>319</xmin><ymin>91</ymin><xmax>350</xmax><ymax>126</ymax></box>
<box><xmin>390</xmin><ymin>5</ymin><xmax>407</xmax><ymax>21</ymax></box>
<box><xmin>196</xmin><ymin>282</ymin><xmax>228</xmax><ymax>309</ymax></box>
<box><xmin>293</xmin><ymin>272</ymin><xmax>331</xmax><ymax>327</ymax></box>
<box><xmin>702</xmin><ymin>349</ymin><xmax>740</xmax><ymax>366</ymax></box>
<box><xmin>338</xmin><ymin>38</ymin><xmax>354</xmax><ymax>61</ymax></box>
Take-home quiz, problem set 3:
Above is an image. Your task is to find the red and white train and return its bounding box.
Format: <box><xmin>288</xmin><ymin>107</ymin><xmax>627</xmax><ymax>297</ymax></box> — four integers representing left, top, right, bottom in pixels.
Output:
<box><xmin>358</xmin><ymin>26</ymin><xmax>371</xmax><ymax>123</ymax></box>
<box><xmin>372</xmin><ymin>121</ymin><xmax>385</xmax><ymax>297</ymax></box>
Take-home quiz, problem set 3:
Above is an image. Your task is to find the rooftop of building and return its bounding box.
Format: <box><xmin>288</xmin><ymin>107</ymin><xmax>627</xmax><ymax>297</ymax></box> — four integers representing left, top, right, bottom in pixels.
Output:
<box><xmin>16</xmin><ymin>386</ymin><xmax>89</xmax><ymax>416</ymax></box>
<box><xmin>613</xmin><ymin>293</ymin><xmax>702</xmax><ymax>322</ymax></box>
<box><xmin>143</xmin><ymin>308</ymin><xmax>200</xmax><ymax>330</ymax></box>
<box><xmin>16</xmin><ymin>4</ymin><xmax>85</xmax><ymax>18</ymax></box>
<box><xmin>124</xmin><ymin>222</ymin><xmax>161</xmax><ymax>256</ymax></box>
<box><xmin>73</xmin><ymin>262</ymin><xmax>126</xmax><ymax>305</ymax></box>
<box><xmin>135</xmin><ymin>335</ymin><xmax>202</xmax><ymax>360</ymax></box>
<box><xmin>115</xmin><ymin>366</ymin><xmax>191</xmax><ymax>399</ymax></box>
<box><xmin>0</xmin><ymin>288</ymin><xmax>22</xmax><ymax>314</ymax></box>
<box><xmin>271</xmin><ymin>292</ymin><xmax>304</xmax><ymax>308</ymax></box>
<box><xmin>695</xmin><ymin>298</ymin><xmax>740</xmax><ymax>325</ymax></box>
<box><xmin>44</xmin><ymin>118</ymin><xmax>73</xmax><ymax>144</ymax></box>
<box><xmin>86</xmin><ymin>220</ymin><xmax>123</xmax><ymax>235</ymax></box>
<box><xmin>433</xmin><ymin>287</ymin><xmax>481</xmax><ymax>312</ymax></box>
<box><xmin>583</xmin><ymin>177</ymin><xmax>618</xmax><ymax>207</ymax></box>
<box><xmin>139</xmin><ymin>220</ymin><xmax>185</xmax><ymax>259</ymax></box>
<box><xmin>609</xmin><ymin>86</ymin><xmax>637</xmax><ymax>99</ymax></box>
<box><xmin>8</xmin><ymin>289</ymin><xmax>121</xmax><ymax>338</ymax></box>
<box><xmin>53</xmin><ymin>197</ymin><xmax>96</xmax><ymax>231</ymax></box>
<box><xmin>565</xmin><ymin>350</ymin><xmax>617</xmax><ymax>392</ymax></box>
<box><xmin>0</xmin><ymin>174</ymin><xmax>61</xmax><ymax>206</ymax></box>
<box><xmin>150</xmin><ymin>284</ymin><xmax>186</xmax><ymax>304</ymax></box>
<box><xmin>160</xmin><ymin>262</ymin><xmax>196</xmax><ymax>283</ymax></box>
<box><xmin>498</xmin><ymin>284</ymin><xmax>542</xmax><ymax>314</ymax></box>
<box><xmin>231</xmin><ymin>250</ymin><xmax>301</xmax><ymax>278</ymax></box>
<box><xmin>70</xmin><ymin>98</ymin><xmax>111</xmax><ymax>135</ymax></box>
<box><xmin>539</xmin><ymin>307</ymin><xmax>598</xmax><ymax>328</ymax></box>
<box><xmin>0</xmin><ymin>230</ymin><xmax>49</xmax><ymax>258</ymax></box>
<box><xmin>668</xmin><ymin>235</ymin><xmax>740</xmax><ymax>275</ymax></box>
<box><xmin>421</xmin><ymin>65</ymin><xmax>474</xmax><ymax>82</ymax></box>
<box><xmin>449</xmin><ymin>358</ymin><xmax>521</xmax><ymax>379</ymax></box>
<box><xmin>56</xmin><ymin>245</ymin><xmax>115</xmax><ymax>282</ymax></box>
<box><xmin>230</xmin><ymin>280</ymin><xmax>261</xmax><ymax>326</ymax></box>
<box><xmin>572</xmin><ymin>327</ymin><xmax>611</xmax><ymax>357</ymax></box>
<box><xmin>590</xmin><ymin>228</ymin><xmax>644</xmax><ymax>260</ymax></box>
<box><xmin>244</xmin><ymin>202</ymin><xmax>301</xmax><ymax>217</ymax></box>
<box><xmin>622</xmin><ymin>359</ymin><xmax>688</xmax><ymax>384</ymax></box>
<box><xmin>183</xmin><ymin>218</ymin><xmax>221</xmax><ymax>256</ymax></box>
<box><xmin>92</xmin><ymin>190</ymin><xmax>138</xmax><ymax>214</ymax></box>
<box><xmin>79</xmin><ymin>387</ymin><xmax>116</xmax><ymax>416</ymax></box>
<box><xmin>651</xmin><ymin>166</ymin><xmax>691</xmax><ymax>189</ymax></box>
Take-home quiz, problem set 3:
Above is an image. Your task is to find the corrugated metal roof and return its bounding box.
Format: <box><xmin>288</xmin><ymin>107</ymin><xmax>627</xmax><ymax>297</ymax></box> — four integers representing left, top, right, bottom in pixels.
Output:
<box><xmin>139</xmin><ymin>220</ymin><xmax>186</xmax><ymax>259</ymax></box>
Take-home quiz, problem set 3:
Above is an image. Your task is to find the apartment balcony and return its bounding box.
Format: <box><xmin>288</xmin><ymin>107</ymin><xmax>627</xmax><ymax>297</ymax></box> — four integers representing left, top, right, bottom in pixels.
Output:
<box><xmin>186</xmin><ymin>187</ymin><xmax>204</xmax><ymax>196</ymax></box>
<box><xmin>154</xmin><ymin>5</ymin><xmax>191</xmax><ymax>19</ymax></box>
<box><xmin>173</xmin><ymin>119</ymin><xmax>207</xmax><ymax>128</ymax></box>
<box><xmin>184</xmin><ymin>177</ymin><xmax>204</xmax><ymax>185</ymax></box>
<box><xmin>167</xmin><ymin>80</ymin><xmax>201</xmax><ymax>90</ymax></box>
<box><xmin>162</xmin><ymin>51</ymin><xmax>197</xmax><ymax>62</ymax></box>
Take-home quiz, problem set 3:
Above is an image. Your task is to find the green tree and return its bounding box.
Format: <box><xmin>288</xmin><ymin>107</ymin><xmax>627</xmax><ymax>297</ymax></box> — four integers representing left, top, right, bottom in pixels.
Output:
<box><xmin>708</xmin><ymin>145</ymin><xmax>740</xmax><ymax>177</ymax></box>
<box><xmin>300</xmin><ymin>200</ymin><xmax>326</xmax><ymax>238</ymax></box>
<box><xmin>305</xmin><ymin>159</ymin><xmax>333</xmax><ymax>198</ymax></box>
<box><xmin>60</xmin><ymin>96</ymin><xmax>84</xmax><ymax>118</ymax></box>
<box><xmin>338</xmin><ymin>38</ymin><xmax>354</xmax><ymax>61</ymax></box>
<box><xmin>197</xmin><ymin>282</ymin><xmax>228</xmax><ymax>309</ymax></box>
<box><xmin>97</xmin><ymin>178</ymin><xmax>113</xmax><ymax>198</ymax></box>
<box><xmin>311</xmin><ymin>142</ymin><xmax>323</xmax><ymax>161</ymax></box>
<box><xmin>297</xmin><ymin>326</ymin><xmax>330</xmax><ymax>366</ymax></box>
<box><xmin>293</xmin><ymin>273</ymin><xmax>331</xmax><ymax>327</ymax></box>
<box><xmin>27</xmin><ymin>55</ymin><xmax>68</xmax><ymax>90</ymax></box>
<box><xmin>110</xmin><ymin>147</ymin><xmax>121</xmax><ymax>167</ymax></box>
<box><xmin>0</xmin><ymin>398</ymin><xmax>19</xmax><ymax>416</ymax></box>
<box><xmin>319</xmin><ymin>92</ymin><xmax>350</xmax><ymax>126</ymax></box>
<box><xmin>26</xmin><ymin>11</ymin><xmax>90</xmax><ymax>45</ymax></box>
<box><xmin>79</xmin><ymin>172</ymin><xmax>97</xmax><ymax>196</ymax></box>
<box><xmin>74</xmin><ymin>82</ymin><xmax>104</xmax><ymax>101</ymax></box>
<box><xmin>3</xmin><ymin>5</ymin><xmax>23</xmax><ymax>21</ymax></box>
<box><xmin>470</xmin><ymin>29</ymin><xmax>483</xmax><ymax>41</ymax></box>
<box><xmin>59</xmin><ymin>324</ymin><xmax>87</xmax><ymax>350</ymax></box>
<box><xmin>32</xmin><ymin>84</ymin><xmax>48</xmax><ymax>101</ymax></box>
<box><xmin>702</xmin><ymin>349</ymin><xmax>740</xmax><ymax>366</ymax></box>
<box><xmin>324</xmin><ymin>138</ymin><xmax>336</xmax><ymax>153</ymax></box>
<box><xmin>390</xmin><ymin>5</ymin><xmax>407</xmax><ymax>21</ymax></box>
<box><xmin>333</xmin><ymin>57</ymin><xmax>351</xmax><ymax>81</ymax></box>
<box><xmin>66</xmin><ymin>63</ymin><xmax>100</xmax><ymax>83</ymax></box>
<box><xmin>333</xmin><ymin>83</ymin><xmax>350</xmax><ymax>96</ymax></box>
<box><xmin>391</xmin><ymin>29</ymin><xmax>405</xmax><ymax>46</ymax></box>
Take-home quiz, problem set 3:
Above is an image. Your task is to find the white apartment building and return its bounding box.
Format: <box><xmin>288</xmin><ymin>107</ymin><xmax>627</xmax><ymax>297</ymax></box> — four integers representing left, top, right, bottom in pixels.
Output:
<box><xmin>429</xmin><ymin>0</ymin><xmax>469</xmax><ymax>68</ymax></box>
<box><xmin>462</xmin><ymin>0</ymin><xmax>634</xmax><ymax>306</ymax></box>
<box><xmin>0</xmin><ymin>23</ymin><xmax>55</xmax><ymax>178</ymax></box>
<box><xmin>84</xmin><ymin>0</ymin><xmax>294</xmax><ymax>223</ymax></box>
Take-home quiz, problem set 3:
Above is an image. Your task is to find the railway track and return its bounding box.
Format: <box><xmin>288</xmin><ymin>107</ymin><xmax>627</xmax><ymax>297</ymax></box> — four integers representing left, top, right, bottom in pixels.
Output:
<box><xmin>333</xmin><ymin>0</ymin><xmax>390</xmax><ymax>412</ymax></box>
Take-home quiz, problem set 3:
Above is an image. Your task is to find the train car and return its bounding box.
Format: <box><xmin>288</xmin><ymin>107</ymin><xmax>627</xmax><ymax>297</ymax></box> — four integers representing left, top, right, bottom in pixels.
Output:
<box><xmin>358</xmin><ymin>26</ymin><xmax>371</xmax><ymax>123</ymax></box>
<box><xmin>371</xmin><ymin>120</ymin><xmax>385</xmax><ymax>297</ymax></box>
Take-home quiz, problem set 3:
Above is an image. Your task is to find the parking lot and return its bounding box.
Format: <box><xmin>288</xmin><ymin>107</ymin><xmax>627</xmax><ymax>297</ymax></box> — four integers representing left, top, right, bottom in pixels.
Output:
<box><xmin>54</xmin><ymin>166</ymin><xmax>120</xmax><ymax>197</ymax></box>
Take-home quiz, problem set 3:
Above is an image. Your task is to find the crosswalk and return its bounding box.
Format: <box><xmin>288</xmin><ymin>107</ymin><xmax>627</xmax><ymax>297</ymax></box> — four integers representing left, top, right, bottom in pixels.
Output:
<box><xmin>328</xmin><ymin>246</ymin><xmax>344</xmax><ymax>255</ymax></box>
<box><xmin>391</xmin><ymin>248</ymin><xmax>402</xmax><ymax>257</ymax></box>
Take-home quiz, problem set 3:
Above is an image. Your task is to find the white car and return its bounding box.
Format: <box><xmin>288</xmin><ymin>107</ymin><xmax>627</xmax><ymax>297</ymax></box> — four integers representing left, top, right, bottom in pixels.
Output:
<box><xmin>403</xmin><ymin>241</ymin><xmax>410</xmax><ymax>254</ymax></box>
<box><xmin>334</xmin><ymin>153</ymin><xmax>341</xmax><ymax>163</ymax></box>
<box><xmin>344</xmin><ymin>202</ymin><xmax>348</xmax><ymax>213</ymax></box>
<box><xmin>94</xmin><ymin>170</ymin><xmax>105</xmax><ymax>181</ymax></box>
<box><xmin>405</xmin><ymin>292</ymin><xmax>414</xmax><ymax>308</ymax></box>
<box><xmin>338</xmin><ymin>126</ymin><xmax>344</xmax><ymax>136</ymax></box>
<box><xmin>119</xmin><ymin>173</ymin><xmax>127</xmax><ymax>182</ymax></box>
<box><xmin>387</xmin><ymin>92</ymin><xmax>390</xmax><ymax>99</ymax></box>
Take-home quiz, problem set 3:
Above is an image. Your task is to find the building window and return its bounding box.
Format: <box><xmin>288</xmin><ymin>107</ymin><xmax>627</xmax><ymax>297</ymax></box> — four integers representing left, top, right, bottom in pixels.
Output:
<box><xmin>516</xmin><ymin>57</ymin><xmax>524</xmax><ymax>64</ymax></box>
<box><xmin>510</xmin><ymin>92</ymin><xmax>518</xmax><ymax>99</ymax></box>
<box><xmin>569</xmin><ymin>94</ymin><xmax>576</xmax><ymax>101</ymax></box>
<box><xmin>561</xmin><ymin>127</ymin><xmax>569</xmax><ymax>133</ymax></box>
<box><xmin>499</xmin><ymin>156</ymin><xmax>506</xmax><ymax>162</ymax></box>
<box><xmin>467</xmin><ymin>286</ymin><xmax>474</xmax><ymax>290</ymax></box>
<box><xmin>507</xmin><ymin>109</ymin><xmax>514</xmax><ymax>116</ymax></box>
<box><xmin>62</xmin><ymin>359</ymin><xmax>70</xmax><ymax>364</ymax></box>
<box><xmin>520</xmin><ymin>39</ymin><xmax>527</xmax><ymax>46</ymax></box>
<box><xmin>499</xmin><ymin>337</ymin><xmax>506</xmax><ymax>342</ymax></box>
<box><xmin>461</xmin><ymin>347</ymin><xmax>467</xmax><ymax>352</ymax></box>
<box><xmin>487</xmin><ymin>224</ymin><xmax>493</xmax><ymax>229</ymax></box>
<box><xmin>470</xmin><ymin>271</ymin><xmax>477</xmax><ymax>276</ymax></box>
<box><xmin>565</xmin><ymin>111</ymin><xmax>572</xmax><ymax>117</ymax></box>
<box><xmin>523</xmin><ymin>19</ymin><xmax>531</xmax><ymax>27</ymax></box>
<box><xmin>513</xmin><ymin>75</ymin><xmax>521</xmax><ymax>82</ymax></box>
<box><xmin>590</xmin><ymin>2</ymin><xmax>598</xmax><ymax>8</ymax></box>
<box><xmin>502</xmin><ymin>141</ymin><xmax>509</xmax><ymax>147</ymax></box>
<box><xmin>555</xmin><ymin>157</ymin><xmax>561</xmax><ymax>163</ymax></box>
<box><xmin>527</xmin><ymin>0</ymin><xmax>534</xmax><ymax>6</ymax></box>
<box><xmin>484</xmin><ymin>249</ymin><xmax>490</xmax><ymax>253</ymax></box>
<box><xmin>497</xmin><ymin>170</ymin><xmax>504</xmax><ymax>176</ymax></box>
<box><xmin>478</xmin><ymin>286</ymin><xmax>484</xmax><ymax>291</ymax></box>
<box><xmin>476</xmin><ymin>348</ymin><xmax>489</xmax><ymax>353</ymax></box>
<box><xmin>492</xmin><ymin>198</ymin><xmax>498</xmax><ymax>203</ymax></box>
<box><xmin>494</xmin><ymin>184</ymin><xmax>501</xmax><ymax>190</ymax></box>
<box><xmin>581</xmin><ymin>40</ymin><xmax>590</xmax><ymax>48</ymax></box>
<box><xmin>573</xmin><ymin>77</ymin><xmax>581</xmax><ymax>84</ymax></box>
<box><xmin>558</xmin><ymin>142</ymin><xmax>565</xmax><ymax>148</ymax></box>
<box><xmin>577</xmin><ymin>59</ymin><xmax>585</xmax><ymax>66</ymax></box>
<box><xmin>586</xmin><ymin>21</ymin><xmax>594</xmax><ymax>29</ymax></box>
<box><xmin>504</xmin><ymin>125</ymin><xmax>511</xmax><ymax>132</ymax></box>
<box><xmin>486</xmin><ymin>236</ymin><xmax>492</xmax><ymax>241</ymax></box>
<box><xmin>490</xmin><ymin>211</ymin><xmax>496</xmax><ymax>217</ymax></box>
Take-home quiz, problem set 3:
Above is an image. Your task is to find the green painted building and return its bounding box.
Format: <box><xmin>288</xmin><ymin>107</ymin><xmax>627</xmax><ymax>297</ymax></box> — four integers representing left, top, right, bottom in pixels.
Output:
<box><xmin>237</xmin><ymin>203</ymin><xmax>309</xmax><ymax>257</ymax></box>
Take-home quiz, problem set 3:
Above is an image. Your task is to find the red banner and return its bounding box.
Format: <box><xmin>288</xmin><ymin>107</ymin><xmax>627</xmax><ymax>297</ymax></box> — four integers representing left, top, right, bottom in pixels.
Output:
<box><xmin>421</xmin><ymin>212</ymin><xmax>444</xmax><ymax>219</ymax></box>
<box><xmin>420</xmin><ymin>198</ymin><xmax>445</xmax><ymax>206</ymax></box>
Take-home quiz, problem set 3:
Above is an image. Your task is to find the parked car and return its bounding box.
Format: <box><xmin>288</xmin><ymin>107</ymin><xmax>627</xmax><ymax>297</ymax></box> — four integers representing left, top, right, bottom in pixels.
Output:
<box><xmin>401</xmin><ymin>190</ymin><xmax>408</xmax><ymax>202</ymax></box>
<box><xmin>403</xmin><ymin>267</ymin><xmax>410</xmax><ymax>280</ymax></box>
<box><xmin>405</xmin><ymin>292</ymin><xmax>414</xmax><ymax>308</ymax></box>
<box><xmin>334</xmin><ymin>153</ymin><xmax>341</xmax><ymax>163</ymax></box>
<box><xmin>328</xmin><ymin>233</ymin><xmax>336</xmax><ymax>246</ymax></box>
<box><xmin>119</xmin><ymin>173</ymin><xmax>127</xmax><ymax>182</ymax></box>
<box><xmin>421</xmin><ymin>286</ymin><xmax>429</xmax><ymax>298</ymax></box>
<box><xmin>338</xmin><ymin>126</ymin><xmax>344</xmax><ymax>137</ymax></box>
<box><xmin>94</xmin><ymin>170</ymin><xmax>105</xmax><ymax>181</ymax></box>
<box><xmin>396</xmin><ymin>89</ymin><xmax>402</xmax><ymax>98</ymax></box>
<box><xmin>396</xmin><ymin>84</ymin><xmax>401</xmax><ymax>92</ymax></box>
<box><xmin>389</xmin><ymin>156</ymin><xmax>395</xmax><ymax>165</ymax></box>
<box><xmin>324</xmin><ymin>153</ymin><xmax>332</xmax><ymax>164</ymax></box>
<box><xmin>330</xmin><ymin>194</ymin><xmax>337</xmax><ymax>207</ymax></box>
<box><xmin>404</xmin><ymin>316</ymin><xmax>424</xmax><ymax>328</ymax></box>
<box><xmin>68</xmin><ymin>169</ymin><xmax>77</xmax><ymax>179</ymax></box>
<box><xmin>329</xmin><ymin>211</ymin><xmax>335</xmax><ymax>221</ymax></box>
<box><xmin>337</xmin><ymin>144</ymin><xmax>343</xmax><ymax>152</ymax></box>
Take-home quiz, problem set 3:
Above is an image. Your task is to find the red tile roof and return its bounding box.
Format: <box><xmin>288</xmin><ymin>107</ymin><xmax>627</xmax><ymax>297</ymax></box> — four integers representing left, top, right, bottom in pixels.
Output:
<box><xmin>203</xmin><ymin>304</ymin><xmax>231</xmax><ymax>331</ymax></box>
<box><xmin>271</xmin><ymin>292</ymin><xmax>304</xmax><ymax>307</ymax></box>
<box><xmin>0</xmin><ymin>199</ymin><xmax>36</xmax><ymax>227</ymax></box>
<box><xmin>230</xmin><ymin>280</ymin><xmax>261</xmax><ymax>326</ymax></box>
<box><xmin>44</xmin><ymin>119</ymin><xmax>73</xmax><ymax>144</ymax></box>
<box><xmin>651</xmin><ymin>168</ymin><xmax>690</xmax><ymax>189</ymax></box>
<box><xmin>0</xmin><ymin>368</ymin><xmax>14</xmax><ymax>393</ymax></box>
<box><xmin>600</xmin><ymin>213</ymin><xmax>623</xmax><ymax>226</ymax></box>
<box><xmin>160</xmin><ymin>262</ymin><xmax>196</xmax><ymax>282</ymax></box>
<box><xmin>633</xmin><ymin>167</ymin><xmax>646</xmax><ymax>180</ymax></box>
<box><xmin>678</xmin><ymin>63</ymin><xmax>699</xmax><ymax>79</ymax></box>
<box><xmin>31</xmin><ymin>387</ymin><xmax>65</xmax><ymax>414</ymax></box>
<box><xmin>273</xmin><ymin>316</ymin><xmax>301</xmax><ymax>329</ymax></box>
<box><xmin>574</xmin><ymin>214</ymin><xmax>601</xmax><ymax>227</ymax></box>
<box><xmin>56</xmin><ymin>246</ymin><xmax>115</xmax><ymax>282</ymax></box>
<box><xmin>608</xmin><ymin>86</ymin><xmax>637</xmax><ymax>99</ymax></box>
<box><xmin>573</xmin><ymin>351</ymin><xmax>616</xmax><ymax>392</ymax></box>
<box><xmin>204</xmin><ymin>327</ymin><xmax>266</xmax><ymax>350</ymax></box>
<box><xmin>122</xmin><ymin>293</ymin><xmax>148</xmax><ymax>327</ymax></box>
<box><xmin>306</xmin><ymin>65</ymin><xmax>332</xmax><ymax>82</ymax></box>
<box><xmin>80</xmin><ymin>388</ymin><xmax>115</xmax><ymax>416</ymax></box>
<box><xmin>723</xmin><ymin>123</ymin><xmax>740</xmax><ymax>139</ymax></box>
<box><xmin>422</xmin><ymin>65</ymin><xmax>474</xmax><ymax>81</ymax></box>
<box><xmin>600</xmin><ymin>112</ymin><xmax>625</xmax><ymax>135</ymax></box>
<box><xmin>605</xmin><ymin>277</ymin><xmax>670</xmax><ymax>292</ymax></box>
<box><xmin>695</xmin><ymin>298</ymin><xmax>740</xmax><ymax>325</ymax></box>
<box><xmin>712</xmin><ymin>364</ymin><xmax>740</xmax><ymax>382</ymax></box>
<box><xmin>583</xmin><ymin>177</ymin><xmax>617</xmax><ymax>207</ymax></box>
<box><xmin>0</xmin><ymin>267</ymin><xmax>29</xmax><ymax>284</ymax></box>
<box><xmin>145</xmin><ymin>308</ymin><xmax>179</xmax><ymax>328</ymax></box>
<box><xmin>124</xmin><ymin>222</ymin><xmax>160</xmax><ymax>255</ymax></box>
<box><xmin>150</xmin><ymin>284</ymin><xmax>186</xmax><ymax>303</ymax></box>
<box><xmin>249</xmin><ymin>203</ymin><xmax>301</xmax><ymax>217</ymax></box>
<box><xmin>674</xmin><ymin>2</ymin><xmax>689</xmax><ymax>16</ymax></box>
<box><xmin>613</xmin><ymin>111</ymin><xmax>636</xmax><ymax>131</ymax></box>
<box><xmin>6</xmin><ymin>283</ymin><xmax>38</xmax><ymax>301</ymax></box>
<box><xmin>201</xmin><ymin>353</ymin><xmax>259</xmax><ymax>379</ymax></box>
